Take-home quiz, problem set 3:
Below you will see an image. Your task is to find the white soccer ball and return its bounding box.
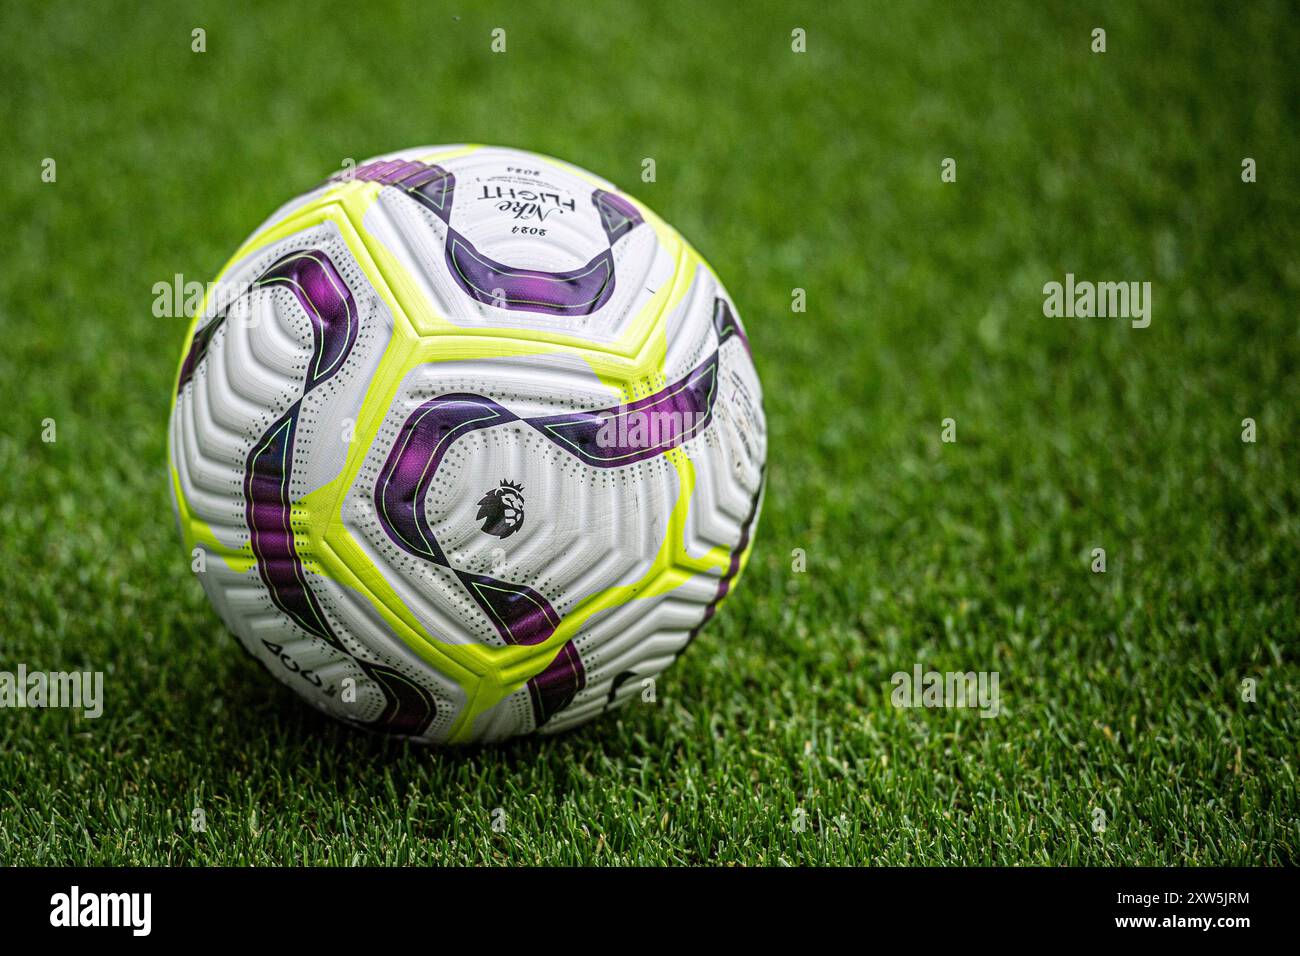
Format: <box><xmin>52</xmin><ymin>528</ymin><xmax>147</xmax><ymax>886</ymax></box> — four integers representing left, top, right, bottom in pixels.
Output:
<box><xmin>169</xmin><ymin>145</ymin><xmax>766</xmax><ymax>743</ymax></box>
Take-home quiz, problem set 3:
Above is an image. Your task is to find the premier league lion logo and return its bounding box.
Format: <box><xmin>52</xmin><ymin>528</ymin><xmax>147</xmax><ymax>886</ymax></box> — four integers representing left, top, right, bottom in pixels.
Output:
<box><xmin>476</xmin><ymin>480</ymin><xmax>525</xmax><ymax>539</ymax></box>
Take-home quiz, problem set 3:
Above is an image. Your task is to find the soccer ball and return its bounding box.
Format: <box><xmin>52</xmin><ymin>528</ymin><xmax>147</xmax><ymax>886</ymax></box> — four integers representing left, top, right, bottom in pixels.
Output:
<box><xmin>168</xmin><ymin>145</ymin><xmax>766</xmax><ymax>743</ymax></box>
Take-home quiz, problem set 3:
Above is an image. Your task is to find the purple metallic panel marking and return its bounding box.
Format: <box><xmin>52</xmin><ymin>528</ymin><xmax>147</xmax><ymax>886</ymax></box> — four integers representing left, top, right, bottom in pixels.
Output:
<box><xmin>712</xmin><ymin>296</ymin><xmax>750</xmax><ymax>354</ymax></box>
<box><xmin>457</xmin><ymin>570</ymin><xmax>562</xmax><ymax>647</ymax></box>
<box><xmin>180</xmin><ymin>251</ymin><xmax>355</xmax><ymax>396</ymax></box>
<box><xmin>340</xmin><ymin>159</ymin><xmax>456</xmax><ymax>222</ymax></box>
<box><xmin>531</xmin><ymin>355</ymin><xmax>717</xmax><ymax>466</ymax></box>
<box><xmin>243</xmin><ymin>404</ymin><xmax>438</xmax><ymax>737</ymax></box>
<box><xmin>245</xmin><ymin>412</ymin><xmax>328</xmax><ymax>639</ymax></box>
<box><xmin>403</xmin><ymin>165</ymin><xmax>455</xmax><ymax>222</ymax></box>
<box><xmin>373</xmin><ymin>395</ymin><xmax>563</xmax><ymax>650</ymax></box>
<box><xmin>330</xmin><ymin>158</ymin><xmax>642</xmax><ymax>315</ymax></box>
<box><xmin>445</xmin><ymin>231</ymin><xmax>618</xmax><ymax>315</ymax></box>
<box><xmin>255</xmin><ymin>251</ymin><xmax>358</xmax><ymax>391</ymax></box>
<box><xmin>366</xmin><ymin>665</ymin><xmax>440</xmax><ymax>735</ymax></box>
<box><xmin>373</xmin><ymin>393</ymin><xmax>566</xmax><ymax>701</ymax></box>
<box><xmin>374</xmin><ymin>350</ymin><xmax>722</xmax><ymax>559</ymax></box>
<box><xmin>176</xmin><ymin>312</ymin><xmax>227</xmax><ymax>394</ymax></box>
<box><xmin>593</xmin><ymin>189</ymin><xmax>644</xmax><ymax>243</ymax></box>
<box><xmin>235</xmin><ymin>249</ymin><xmax>437</xmax><ymax>737</ymax></box>
<box><xmin>527</xmin><ymin>640</ymin><xmax>586</xmax><ymax>728</ymax></box>
<box><xmin>371</xmin><ymin>337</ymin><xmax>729</xmax><ymax>729</ymax></box>
<box><xmin>375</xmin><ymin>395</ymin><xmax>519</xmax><ymax>563</ymax></box>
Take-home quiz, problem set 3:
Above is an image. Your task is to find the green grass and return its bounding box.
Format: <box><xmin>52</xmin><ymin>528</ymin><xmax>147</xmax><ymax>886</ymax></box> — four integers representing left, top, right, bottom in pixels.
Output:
<box><xmin>1</xmin><ymin>0</ymin><xmax>1297</xmax><ymax>865</ymax></box>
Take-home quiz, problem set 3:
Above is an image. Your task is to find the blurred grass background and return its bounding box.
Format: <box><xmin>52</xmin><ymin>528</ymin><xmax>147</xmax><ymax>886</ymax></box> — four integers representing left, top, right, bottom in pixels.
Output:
<box><xmin>0</xmin><ymin>0</ymin><xmax>1297</xmax><ymax>864</ymax></box>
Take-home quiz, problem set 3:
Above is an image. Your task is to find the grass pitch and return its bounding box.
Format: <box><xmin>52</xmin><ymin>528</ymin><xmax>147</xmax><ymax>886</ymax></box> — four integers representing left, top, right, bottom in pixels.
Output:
<box><xmin>0</xmin><ymin>0</ymin><xmax>1297</xmax><ymax>865</ymax></box>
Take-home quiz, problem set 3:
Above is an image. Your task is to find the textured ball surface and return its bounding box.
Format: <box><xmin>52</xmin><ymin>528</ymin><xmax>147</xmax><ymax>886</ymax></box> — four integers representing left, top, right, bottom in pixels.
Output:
<box><xmin>169</xmin><ymin>145</ymin><xmax>766</xmax><ymax>743</ymax></box>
